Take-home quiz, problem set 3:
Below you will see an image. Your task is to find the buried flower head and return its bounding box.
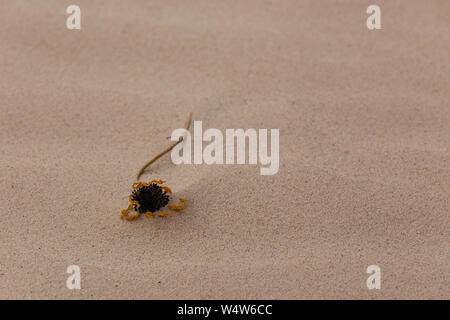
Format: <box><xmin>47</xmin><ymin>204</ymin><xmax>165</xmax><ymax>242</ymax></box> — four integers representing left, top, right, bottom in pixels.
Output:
<box><xmin>121</xmin><ymin>180</ymin><xmax>187</xmax><ymax>221</ymax></box>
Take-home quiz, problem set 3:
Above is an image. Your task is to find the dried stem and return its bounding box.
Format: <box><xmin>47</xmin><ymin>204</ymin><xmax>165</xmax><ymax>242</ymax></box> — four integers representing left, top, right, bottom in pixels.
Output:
<box><xmin>136</xmin><ymin>112</ymin><xmax>192</xmax><ymax>180</ymax></box>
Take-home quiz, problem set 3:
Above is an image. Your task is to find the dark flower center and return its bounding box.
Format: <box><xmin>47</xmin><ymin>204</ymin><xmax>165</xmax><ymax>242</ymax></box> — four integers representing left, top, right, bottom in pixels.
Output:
<box><xmin>131</xmin><ymin>183</ymin><xmax>170</xmax><ymax>213</ymax></box>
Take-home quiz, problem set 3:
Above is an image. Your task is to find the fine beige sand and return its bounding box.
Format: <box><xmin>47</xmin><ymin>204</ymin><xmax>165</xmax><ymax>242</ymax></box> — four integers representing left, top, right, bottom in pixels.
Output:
<box><xmin>0</xmin><ymin>0</ymin><xmax>448</xmax><ymax>299</ymax></box>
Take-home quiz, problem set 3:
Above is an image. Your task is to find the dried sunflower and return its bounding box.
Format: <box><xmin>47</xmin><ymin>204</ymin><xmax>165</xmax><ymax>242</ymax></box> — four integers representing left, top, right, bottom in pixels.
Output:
<box><xmin>121</xmin><ymin>113</ymin><xmax>191</xmax><ymax>222</ymax></box>
<box><xmin>120</xmin><ymin>180</ymin><xmax>187</xmax><ymax>221</ymax></box>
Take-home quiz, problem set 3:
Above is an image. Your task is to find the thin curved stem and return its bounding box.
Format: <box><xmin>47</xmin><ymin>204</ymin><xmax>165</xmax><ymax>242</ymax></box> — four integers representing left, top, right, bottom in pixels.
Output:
<box><xmin>136</xmin><ymin>112</ymin><xmax>192</xmax><ymax>180</ymax></box>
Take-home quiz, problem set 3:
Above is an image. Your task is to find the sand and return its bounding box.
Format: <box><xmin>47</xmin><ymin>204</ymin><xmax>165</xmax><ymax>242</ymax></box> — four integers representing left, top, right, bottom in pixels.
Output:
<box><xmin>0</xmin><ymin>0</ymin><xmax>448</xmax><ymax>299</ymax></box>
